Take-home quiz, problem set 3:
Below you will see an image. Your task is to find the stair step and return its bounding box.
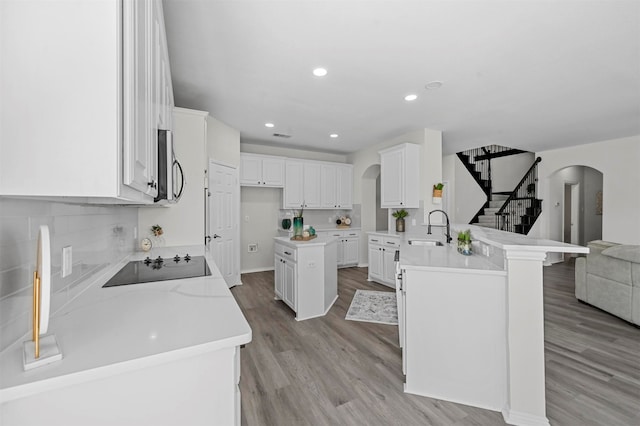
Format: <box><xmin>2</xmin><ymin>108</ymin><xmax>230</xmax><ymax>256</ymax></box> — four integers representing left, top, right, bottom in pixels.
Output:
<box><xmin>489</xmin><ymin>201</ymin><xmax>504</xmax><ymax>208</ymax></box>
<box><xmin>477</xmin><ymin>216</ymin><xmax>496</xmax><ymax>224</ymax></box>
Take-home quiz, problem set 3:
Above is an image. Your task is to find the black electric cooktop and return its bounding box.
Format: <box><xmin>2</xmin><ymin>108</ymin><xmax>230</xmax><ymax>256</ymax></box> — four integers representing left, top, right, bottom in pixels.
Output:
<box><xmin>103</xmin><ymin>255</ymin><xmax>211</xmax><ymax>288</ymax></box>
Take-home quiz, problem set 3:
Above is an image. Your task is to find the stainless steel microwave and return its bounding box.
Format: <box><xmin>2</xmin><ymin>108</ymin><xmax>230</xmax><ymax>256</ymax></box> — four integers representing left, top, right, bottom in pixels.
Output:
<box><xmin>155</xmin><ymin>129</ymin><xmax>184</xmax><ymax>203</ymax></box>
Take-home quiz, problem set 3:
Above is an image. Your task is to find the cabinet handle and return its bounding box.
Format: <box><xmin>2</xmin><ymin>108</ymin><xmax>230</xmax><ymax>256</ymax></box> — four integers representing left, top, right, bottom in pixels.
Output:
<box><xmin>371</xmin><ymin>239</ymin><xmax>379</xmax><ymax>242</ymax></box>
<box><xmin>147</xmin><ymin>181</ymin><xmax>157</xmax><ymax>189</ymax></box>
<box><xmin>284</xmin><ymin>251</ymin><xmax>292</xmax><ymax>255</ymax></box>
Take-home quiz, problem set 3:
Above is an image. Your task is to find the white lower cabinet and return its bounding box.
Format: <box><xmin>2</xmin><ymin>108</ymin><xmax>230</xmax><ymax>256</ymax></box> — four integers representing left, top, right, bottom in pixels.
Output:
<box><xmin>402</xmin><ymin>268</ymin><xmax>508</xmax><ymax>412</ymax></box>
<box><xmin>324</xmin><ymin>230</ymin><xmax>360</xmax><ymax>267</ymax></box>
<box><xmin>367</xmin><ymin>234</ymin><xmax>400</xmax><ymax>287</ymax></box>
<box><xmin>275</xmin><ymin>251</ymin><xmax>297</xmax><ymax>311</ymax></box>
<box><xmin>274</xmin><ymin>238</ymin><xmax>338</xmax><ymax>320</ymax></box>
<box><xmin>0</xmin><ymin>346</ymin><xmax>243</xmax><ymax>426</ymax></box>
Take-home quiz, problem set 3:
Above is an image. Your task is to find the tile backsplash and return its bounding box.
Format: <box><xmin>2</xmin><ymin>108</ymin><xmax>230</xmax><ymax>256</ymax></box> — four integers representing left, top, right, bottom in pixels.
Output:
<box><xmin>0</xmin><ymin>198</ymin><xmax>137</xmax><ymax>352</ymax></box>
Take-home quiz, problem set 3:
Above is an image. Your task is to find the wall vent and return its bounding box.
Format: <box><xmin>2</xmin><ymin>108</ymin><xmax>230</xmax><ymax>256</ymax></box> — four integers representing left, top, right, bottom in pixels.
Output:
<box><xmin>273</xmin><ymin>133</ymin><xmax>291</xmax><ymax>138</ymax></box>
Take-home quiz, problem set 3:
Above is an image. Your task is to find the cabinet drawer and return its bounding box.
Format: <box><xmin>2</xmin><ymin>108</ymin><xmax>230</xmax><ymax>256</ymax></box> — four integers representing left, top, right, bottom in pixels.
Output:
<box><xmin>369</xmin><ymin>234</ymin><xmax>388</xmax><ymax>245</ymax></box>
<box><xmin>383</xmin><ymin>238</ymin><xmax>400</xmax><ymax>248</ymax></box>
<box><xmin>275</xmin><ymin>243</ymin><xmax>297</xmax><ymax>261</ymax></box>
<box><xmin>344</xmin><ymin>231</ymin><xmax>360</xmax><ymax>238</ymax></box>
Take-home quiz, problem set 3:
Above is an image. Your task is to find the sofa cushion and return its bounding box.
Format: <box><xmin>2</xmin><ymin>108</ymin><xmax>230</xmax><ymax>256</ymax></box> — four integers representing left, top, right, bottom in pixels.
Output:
<box><xmin>602</xmin><ymin>245</ymin><xmax>640</xmax><ymax>264</ymax></box>
<box><xmin>587</xmin><ymin>250</ymin><xmax>632</xmax><ymax>285</ymax></box>
<box><xmin>586</xmin><ymin>275</ymin><xmax>633</xmax><ymax>322</ymax></box>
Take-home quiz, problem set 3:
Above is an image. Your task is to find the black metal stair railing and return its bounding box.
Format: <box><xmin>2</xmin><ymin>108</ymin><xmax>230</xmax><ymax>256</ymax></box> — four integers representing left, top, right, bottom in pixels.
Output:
<box><xmin>456</xmin><ymin>144</ymin><xmax>527</xmax><ymax>200</ymax></box>
<box><xmin>495</xmin><ymin>157</ymin><xmax>543</xmax><ymax>234</ymax></box>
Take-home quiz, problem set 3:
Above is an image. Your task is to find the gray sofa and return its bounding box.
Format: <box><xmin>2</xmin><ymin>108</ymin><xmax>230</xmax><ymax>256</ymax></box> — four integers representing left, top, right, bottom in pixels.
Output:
<box><xmin>575</xmin><ymin>240</ymin><xmax>640</xmax><ymax>326</ymax></box>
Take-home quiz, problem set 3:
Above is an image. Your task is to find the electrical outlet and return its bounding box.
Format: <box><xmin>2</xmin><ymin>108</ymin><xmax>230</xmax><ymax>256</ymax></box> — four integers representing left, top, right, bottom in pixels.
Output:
<box><xmin>328</xmin><ymin>217</ymin><xmax>333</xmax><ymax>223</ymax></box>
<box><xmin>245</xmin><ymin>215</ymin><xmax>250</xmax><ymax>223</ymax></box>
<box><xmin>308</xmin><ymin>261</ymin><xmax>316</xmax><ymax>268</ymax></box>
<box><xmin>62</xmin><ymin>246</ymin><xmax>72</xmax><ymax>278</ymax></box>
<box><xmin>412</xmin><ymin>218</ymin><xmax>416</xmax><ymax>226</ymax></box>
<box><xmin>248</xmin><ymin>244</ymin><xmax>258</xmax><ymax>253</ymax></box>
<box><xmin>133</xmin><ymin>226</ymin><xmax>138</xmax><ymax>239</ymax></box>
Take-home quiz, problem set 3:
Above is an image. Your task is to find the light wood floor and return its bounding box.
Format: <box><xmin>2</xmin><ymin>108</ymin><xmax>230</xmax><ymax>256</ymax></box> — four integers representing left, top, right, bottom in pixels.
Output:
<box><xmin>231</xmin><ymin>262</ymin><xmax>640</xmax><ymax>425</ymax></box>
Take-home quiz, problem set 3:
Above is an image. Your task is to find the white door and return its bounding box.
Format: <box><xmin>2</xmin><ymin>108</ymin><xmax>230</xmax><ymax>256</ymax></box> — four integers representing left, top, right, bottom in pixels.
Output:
<box><xmin>208</xmin><ymin>160</ymin><xmax>240</xmax><ymax>288</ymax></box>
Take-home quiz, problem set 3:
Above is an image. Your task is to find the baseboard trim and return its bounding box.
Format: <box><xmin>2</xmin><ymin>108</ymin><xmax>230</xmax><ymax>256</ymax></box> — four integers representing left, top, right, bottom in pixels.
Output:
<box><xmin>241</xmin><ymin>266</ymin><xmax>275</xmax><ymax>274</ymax></box>
<box><xmin>502</xmin><ymin>406</ymin><xmax>550</xmax><ymax>426</ymax></box>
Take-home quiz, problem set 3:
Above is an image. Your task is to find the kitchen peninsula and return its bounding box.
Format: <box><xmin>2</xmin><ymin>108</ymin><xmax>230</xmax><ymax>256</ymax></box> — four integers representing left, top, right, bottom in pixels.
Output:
<box><xmin>273</xmin><ymin>236</ymin><xmax>338</xmax><ymax>320</ymax></box>
<box><xmin>0</xmin><ymin>247</ymin><xmax>251</xmax><ymax>426</ymax></box>
<box><xmin>394</xmin><ymin>225</ymin><xmax>588</xmax><ymax>426</ymax></box>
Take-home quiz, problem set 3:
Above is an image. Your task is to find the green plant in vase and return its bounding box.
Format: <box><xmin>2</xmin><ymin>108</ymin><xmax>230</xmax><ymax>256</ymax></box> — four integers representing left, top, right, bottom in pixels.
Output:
<box><xmin>457</xmin><ymin>229</ymin><xmax>472</xmax><ymax>255</ymax></box>
<box><xmin>392</xmin><ymin>209</ymin><xmax>409</xmax><ymax>232</ymax></box>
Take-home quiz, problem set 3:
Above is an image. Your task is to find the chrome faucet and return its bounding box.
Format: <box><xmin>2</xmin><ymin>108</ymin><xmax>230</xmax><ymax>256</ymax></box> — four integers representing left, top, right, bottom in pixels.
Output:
<box><xmin>427</xmin><ymin>209</ymin><xmax>452</xmax><ymax>244</ymax></box>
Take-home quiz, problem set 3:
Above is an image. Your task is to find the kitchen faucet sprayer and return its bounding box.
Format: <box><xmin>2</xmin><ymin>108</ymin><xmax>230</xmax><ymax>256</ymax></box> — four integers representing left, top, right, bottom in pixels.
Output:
<box><xmin>427</xmin><ymin>209</ymin><xmax>452</xmax><ymax>244</ymax></box>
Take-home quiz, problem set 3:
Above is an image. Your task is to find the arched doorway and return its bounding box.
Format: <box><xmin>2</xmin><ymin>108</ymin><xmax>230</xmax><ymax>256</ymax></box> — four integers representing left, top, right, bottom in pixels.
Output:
<box><xmin>548</xmin><ymin>165</ymin><xmax>603</xmax><ymax>261</ymax></box>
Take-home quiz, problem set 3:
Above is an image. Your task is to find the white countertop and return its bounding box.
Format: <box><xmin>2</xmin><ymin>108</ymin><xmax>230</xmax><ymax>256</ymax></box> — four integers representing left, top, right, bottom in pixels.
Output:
<box><xmin>454</xmin><ymin>225</ymin><xmax>589</xmax><ymax>254</ymax></box>
<box><xmin>274</xmin><ymin>235</ymin><xmax>338</xmax><ymax>248</ymax></box>
<box><xmin>0</xmin><ymin>246</ymin><xmax>251</xmax><ymax>403</ymax></box>
<box><xmin>370</xmin><ymin>224</ymin><xmax>588</xmax><ymax>273</ymax></box>
<box><xmin>400</xmin><ymin>242</ymin><xmax>506</xmax><ymax>275</ymax></box>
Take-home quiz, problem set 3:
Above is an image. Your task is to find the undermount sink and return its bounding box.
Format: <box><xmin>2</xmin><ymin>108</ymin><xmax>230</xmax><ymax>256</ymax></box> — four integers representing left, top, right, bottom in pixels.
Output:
<box><xmin>408</xmin><ymin>239</ymin><xmax>444</xmax><ymax>246</ymax></box>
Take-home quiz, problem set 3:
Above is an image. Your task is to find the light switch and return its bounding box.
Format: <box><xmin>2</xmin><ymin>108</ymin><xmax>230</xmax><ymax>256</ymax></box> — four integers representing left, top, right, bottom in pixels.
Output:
<box><xmin>245</xmin><ymin>215</ymin><xmax>250</xmax><ymax>222</ymax></box>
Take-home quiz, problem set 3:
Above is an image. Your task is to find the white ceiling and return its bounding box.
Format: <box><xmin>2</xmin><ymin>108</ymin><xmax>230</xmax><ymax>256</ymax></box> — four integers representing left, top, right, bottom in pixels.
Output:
<box><xmin>163</xmin><ymin>0</ymin><xmax>640</xmax><ymax>155</ymax></box>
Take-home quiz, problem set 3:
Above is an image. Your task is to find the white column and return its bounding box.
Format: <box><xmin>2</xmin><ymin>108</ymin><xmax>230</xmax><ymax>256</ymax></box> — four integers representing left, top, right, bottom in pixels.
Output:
<box><xmin>502</xmin><ymin>249</ymin><xmax>550</xmax><ymax>426</ymax></box>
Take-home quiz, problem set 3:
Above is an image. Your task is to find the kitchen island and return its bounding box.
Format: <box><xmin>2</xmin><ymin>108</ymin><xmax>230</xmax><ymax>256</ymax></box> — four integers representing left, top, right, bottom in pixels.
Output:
<box><xmin>0</xmin><ymin>246</ymin><xmax>251</xmax><ymax>426</ymax></box>
<box><xmin>273</xmin><ymin>236</ymin><xmax>338</xmax><ymax>321</ymax></box>
<box><xmin>393</xmin><ymin>225</ymin><xmax>588</xmax><ymax>426</ymax></box>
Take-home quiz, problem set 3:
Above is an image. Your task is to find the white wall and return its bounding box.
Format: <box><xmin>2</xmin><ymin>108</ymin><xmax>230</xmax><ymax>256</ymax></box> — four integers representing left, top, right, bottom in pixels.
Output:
<box><xmin>208</xmin><ymin>116</ymin><xmax>241</xmax><ymax>167</ymax></box>
<box><xmin>241</xmin><ymin>143</ymin><xmax>347</xmax><ymax>163</ymax></box>
<box><xmin>452</xmin><ymin>155</ymin><xmax>487</xmax><ymax>224</ymax></box>
<box><xmin>138</xmin><ymin>108</ymin><xmax>208</xmax><ymax>246</ymax></box>
<box><xmin>531</xmin><ymin>135</ymin><xmax>640</xmax><ymax>245</ymax></box>
<box><xmin>492</xmin><ymin>152</ymin><xmax>535</xmax><ymax>193</ymax></box>
<box><xmin>347</xmin><ymin>128</ymin><xmax>443</xmax><ymax>265</ymax></box>
<box><xmin>240</xmin><ymin>187</ymin><xmax>282</xmax><ymax>273</ymax></box>
<box><xmin>238</xmin><ymin>143</ymin><xmax>348</xmax><ymax>272</ymax></box>
<box><xmin>0</xmin><ymin>198</ymin><xmax>136</xmax><ymax>352</ymax></box>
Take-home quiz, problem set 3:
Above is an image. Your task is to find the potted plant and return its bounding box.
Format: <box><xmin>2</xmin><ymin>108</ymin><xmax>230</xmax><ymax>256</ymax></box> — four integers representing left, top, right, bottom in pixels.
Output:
<box><xmin>392</xmin><ymin>209</ymin><xmax>409</xmax><ymax>232</ymax></box>
<box><xmin>457</xmin><ymin>229</ymin><xmax>472</xmax><ymax>255</ymax></box>
<box><xmin>433</xmin><ymin>183</ymin><xmax>444</xmax><ymax>203</ymax></box>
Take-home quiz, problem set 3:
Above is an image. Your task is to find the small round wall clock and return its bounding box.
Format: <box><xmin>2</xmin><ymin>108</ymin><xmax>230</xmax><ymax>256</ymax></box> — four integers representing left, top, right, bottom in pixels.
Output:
<box><xmin>141</xmin><ymin>237</ymin><xmax>152</xmax><ymax>252</ymax></box>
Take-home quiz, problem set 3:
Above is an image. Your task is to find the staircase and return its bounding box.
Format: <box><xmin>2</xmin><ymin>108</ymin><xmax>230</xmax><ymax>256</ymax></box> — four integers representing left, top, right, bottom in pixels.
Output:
<box><xmin>457</xmin><ymin>145</ymin><xmax>542</xmax><ymax>235</ymax></box>
<box><xmin>475</xmin><ymin>194</ymin><xmax>509</xmax><ymax>229</ymax></box>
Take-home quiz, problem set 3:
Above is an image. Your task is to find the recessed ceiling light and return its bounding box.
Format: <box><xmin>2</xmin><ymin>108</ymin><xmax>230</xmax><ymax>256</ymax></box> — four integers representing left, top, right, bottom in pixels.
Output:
<box><xmin>404</xmin><ymin>94</ymin><xmax>418</xmax><ymax>101</ymax></box>
<box><xmin>329</xmin><ymin>133</ymin><xmax>339</xmax><ymax>138</ymax></box>
<box><xmin>425</xmin><ymin>81</ymin><xmax>443</xmax><ymax>90</ymax></box>
<box><xmin>313</xmin><ymin>68</ymin><xmax>328</xmax><ymax>77</ymax></box>
<box><xmin>265</xmin><ymin>122</ymin><xmax>275</xmax><ymax>128</ymax></box>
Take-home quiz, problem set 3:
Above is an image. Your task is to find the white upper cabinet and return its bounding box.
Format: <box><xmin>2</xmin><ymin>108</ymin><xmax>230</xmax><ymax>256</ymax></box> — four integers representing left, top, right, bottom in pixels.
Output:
<box><xmin>302</xmin><ymin>162</ymin><xmax>322</xmax><ymax>208</ymax></box>
<box><xmin>336</xmin><ymin>164</ymin><xmax>353</xmax><ymax>209</ymax></box>
<box><xmin>379</xmin><ymin>143</ymin><xmax>421</xmax><ymax>208</ymax></box>
<box><xmin>284</xmin><ymin>160</ymin><xmax>305</xmax><ymax>209</ymax></box>
<box><xmin>284</xmin><ymin>159</ymin><xmax>351</xmax><ymax>210</ymax></box>
<box><xmin>0</xmin><ymin>0</ymin><xmax>173</xmax><ymax>203</ymax></box>
<box><xmin>320</xmin><ymin>164</ymin><xmax>337</xmax><ymax>208</ymax></box>
<box><xmin>283</xmin><ymin>160</ymin><xmax>321</xmax><ymax>209</ymax></box>
<box><xmin>320</xmin><ymin>163</ymin><xmax>353</xmax><ymax>209</ymax></box>
<box><xmin>239</xmin><ymin>153</ymin><xmax>284</xmax><ymax>187</ymax></box>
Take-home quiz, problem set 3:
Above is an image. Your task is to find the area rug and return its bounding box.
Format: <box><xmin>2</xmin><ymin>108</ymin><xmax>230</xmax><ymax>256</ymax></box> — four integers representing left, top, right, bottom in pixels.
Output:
<box><xmin>345</xmin><ymin>290</ymin><xmax>398</xmax><ymax>325</ymax></box>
